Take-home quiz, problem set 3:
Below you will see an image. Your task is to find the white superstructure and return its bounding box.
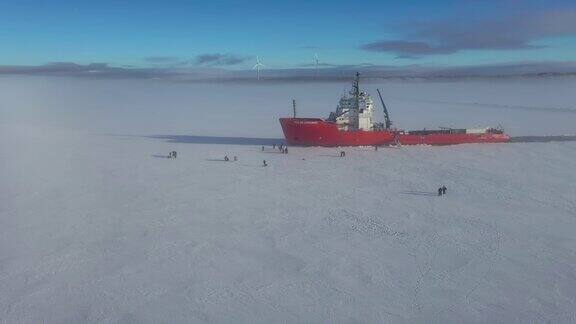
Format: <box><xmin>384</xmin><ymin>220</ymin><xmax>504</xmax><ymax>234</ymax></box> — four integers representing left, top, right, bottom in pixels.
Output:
<box><xmin>328</xmin><ymin>73</ymin><xmax>375</xmax><ymax>131</ymax></box>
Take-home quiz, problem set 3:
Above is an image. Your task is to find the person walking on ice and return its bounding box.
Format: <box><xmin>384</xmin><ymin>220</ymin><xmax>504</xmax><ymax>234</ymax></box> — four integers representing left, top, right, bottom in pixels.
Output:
<box><xmin>442</xmin><ymin>185</ymin><xmax>447</xmax><ymax>195</ymax></box>
<box><xmin>262</xmin><ymin>160</ymin><xmax>268</xmax><ymax>167</ymax></box>
<box><xmin>224</xmin><ymin>155</ymin><xmax>229</xmax><ymax>162</ymax></box>
<box><xmin>438</xmin><ymin>187</ymin><xmax>443</xmax><ymax>196</ymax></box>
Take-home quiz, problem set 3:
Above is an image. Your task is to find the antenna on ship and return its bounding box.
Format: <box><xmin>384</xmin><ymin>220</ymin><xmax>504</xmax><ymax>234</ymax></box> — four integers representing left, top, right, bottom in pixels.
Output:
<box><xmin>292</xmin><ymin>99</ymin><xmax>297</xmax><ymax>118</ymax></box>
<box><xmin>352</xmin><ymin>72</ymin><xmax>361</xmax><ymax>130</ymax></box>
<box><xmin>354</xmin><ymin>72</ymin><xmax>360</xmax><ymax>112</ymax></box>
<box><xmin>377</xmin><ymin>88</ymin><xmax>392</xmax><ymax>129</ymax></box>
<box><xmin>253</xmin><ymin>56</ymin><xmax>264</xmax><ymax>80</ymax></box>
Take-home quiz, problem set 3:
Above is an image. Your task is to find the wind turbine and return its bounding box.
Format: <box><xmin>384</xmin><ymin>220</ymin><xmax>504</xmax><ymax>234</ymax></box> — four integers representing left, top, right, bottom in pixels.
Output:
<box><xmin>253</xmin><ymin>56</ymin><xmax>264</xmax><ymax>80</ymax></box>
<box><xmin>314</xmin><ymin>53</ymin><xmax>319</xmax><ymax>78</ymax></box>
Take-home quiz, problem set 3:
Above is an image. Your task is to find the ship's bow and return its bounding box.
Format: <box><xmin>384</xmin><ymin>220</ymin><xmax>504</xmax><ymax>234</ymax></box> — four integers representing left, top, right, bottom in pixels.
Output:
<box><xmin>279</xmin><ymin>118</ymin><xmax>341</xmax><ymax>146</ymax></box>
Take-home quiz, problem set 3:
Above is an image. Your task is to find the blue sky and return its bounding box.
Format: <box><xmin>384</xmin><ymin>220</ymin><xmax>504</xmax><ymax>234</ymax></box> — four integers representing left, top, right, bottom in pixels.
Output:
<box><xmin>1</xmin><ymin>0</ymin><xmax>575</xmax><ymax>69</ymax></box>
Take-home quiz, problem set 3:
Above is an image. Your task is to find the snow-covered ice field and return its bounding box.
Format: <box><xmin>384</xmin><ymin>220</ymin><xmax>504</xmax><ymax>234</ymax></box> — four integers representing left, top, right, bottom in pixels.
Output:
<box><xmin>1</xmin><ymin>76</ymin><xmax>576</xmax><ymax>323</ymax></box>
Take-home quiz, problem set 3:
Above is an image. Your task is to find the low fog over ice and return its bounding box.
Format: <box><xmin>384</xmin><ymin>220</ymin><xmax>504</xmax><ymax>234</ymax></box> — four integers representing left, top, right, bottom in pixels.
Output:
<box><xmin>2</xmin><ymin>76</ymin><xmax>576</xmax><ymax>137</ymax></box>
<box><xmin>1</xmin><ymin>76</ymin><xmax>576</xmax><ymax>323</ymax></box>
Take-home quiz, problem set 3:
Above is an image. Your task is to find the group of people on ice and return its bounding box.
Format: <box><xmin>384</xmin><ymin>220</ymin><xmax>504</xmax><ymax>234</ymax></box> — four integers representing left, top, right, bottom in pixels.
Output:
<box><xmin>438</xmin><ymin>186</ymin><xmax>447</xmax><ymax>196</ymax></box>
<box><xmin>168</xmin><ymin>146</ymin><xmax>449</xmax><ymax>194</ymax></box>
<box><xmin>262</xmin><ymin>143</ymin><xmax>288</xmax><ymax>154</ymax></box>
<box><xmin>166</xmin><ymin>146</ymin><xmax>451</xmax><ymax>196</ymax></box>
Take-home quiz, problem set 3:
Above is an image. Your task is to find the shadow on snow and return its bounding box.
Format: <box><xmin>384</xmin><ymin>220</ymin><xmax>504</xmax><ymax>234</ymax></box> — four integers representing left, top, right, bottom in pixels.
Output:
<box><xmin>510</xmin><ymin>135</ymin><xmax>576</xmax><ymax>143</ymax></box>
<box><xmin>400</xmin><ymin>191</ymin><xmax>439</xmax><ymax>197</ymax></box>
<box><xmin>148</xmin><ymin>135</ymin><xmax>284</xmax><ymax>146</ymax></box>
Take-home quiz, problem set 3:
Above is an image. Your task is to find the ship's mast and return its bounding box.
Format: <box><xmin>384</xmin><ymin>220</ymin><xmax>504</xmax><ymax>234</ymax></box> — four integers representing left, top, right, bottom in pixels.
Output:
<box><xmin>354</xmin><ymin>72</ymin><xmax>360</xmax><ymax>112</ymax></box>
<box><xmin>292</xmin><ymin>99</ymin><xmax>297</xmax><ymax>118</ymax></box>
<box><xmin>353</xmin><ymin>72</ymin><xmax>360</xmax><ymax>130</ymax></box>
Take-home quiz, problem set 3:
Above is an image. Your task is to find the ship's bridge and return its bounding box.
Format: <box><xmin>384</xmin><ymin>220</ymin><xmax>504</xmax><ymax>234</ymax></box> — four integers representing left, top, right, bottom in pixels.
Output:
<box><xmin>329</xmin><ymin>89</ymin><xmax>375</xmax><ymax>131</ymax></box>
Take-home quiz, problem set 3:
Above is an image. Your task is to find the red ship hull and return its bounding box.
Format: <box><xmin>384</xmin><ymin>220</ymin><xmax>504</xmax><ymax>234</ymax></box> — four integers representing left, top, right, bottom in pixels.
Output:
<box><xmin>395</xmin><ymin>132</ymin><xmax>511</xmax><ymax>145</ymax></box>
<box><xmin>279</xmin><ymin>118</ymin><xmax>395</xmax><ymax>147</ymax></box>
<box><xmin>280</xmin><ymin>118</ymin><xmax>511</xmax><ymax>146</ymax></box>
